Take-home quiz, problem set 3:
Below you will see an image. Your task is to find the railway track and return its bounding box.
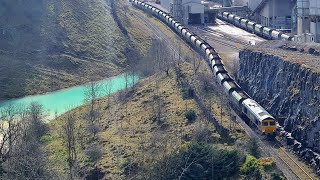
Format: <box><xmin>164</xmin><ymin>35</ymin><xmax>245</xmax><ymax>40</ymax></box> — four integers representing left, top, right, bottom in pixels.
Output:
<box><xmin>190</xmin><ymin>26</ymin><xmax>249</xmax><ymax>50</ymax></box>
<box><xmin>277</xmin><ymin>146</ymin><xmax>316</xmax><ymax>180</ymax></box>
<box><xmin>189</xmin><ymin>27</ymin><xmax>240</xmax><ymax>50</ymax></box>
<box><xmin>130</xmin><ymin>5</ymin><xmax>318</xmax><ymax>180</ymax></box>
<box><xmin>232</xmin><ymin>108</ymin><xmax>316</xmax><ymax>180</ymax></box>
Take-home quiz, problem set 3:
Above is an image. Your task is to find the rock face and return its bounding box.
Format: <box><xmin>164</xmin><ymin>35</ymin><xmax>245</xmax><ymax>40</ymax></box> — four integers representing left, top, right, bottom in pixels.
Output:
<box><xmin>238</xmin><ymin>42</ymin><xmax>320</xmax><ymax>153</ymax></box>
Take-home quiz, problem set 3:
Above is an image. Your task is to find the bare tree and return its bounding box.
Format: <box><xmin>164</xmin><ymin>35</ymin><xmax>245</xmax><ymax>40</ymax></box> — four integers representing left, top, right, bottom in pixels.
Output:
<box><xmin>125</xmin><ymin>48</ymin><xmax>141</xmax><ymax>91</ymax></box>
<box><xmin>84</xmin><ymin>81</ymin><xmax>101</xmax><ymax>137</ymax></box>
<box><xmin>104</xmin><ymin>80</ymin><xmax>113</xmax><ymax>117</ymax></box>
<box><xmin>2</xmin><ymin>102</ymin><xmax>52</xmax><ymax>179</ymax></box>
<box><xmin>138</xmin><ymin>38</ymin><xmax>174</xmax><ymax>77</ymax></box>
<box><xmin>232</xmin><ymin>58</ymin><xmax>240</xmax><ymax>80</ymax></box>
<box><xmin>192</xmin><ymin>54</ymin><xmax>201</xmax><ymax>77</ymax></box>
<box><xmin>62</xmin><ymin>110</ymin><xmax>77</xmax><ymax>180</ymax></box>
<box><xmin>156</xmin><ymin>39</ymin><xmax>173</xmax><ymax>75</ymax></box>
<box><xmin>0</xmin><ymin>104</ymin><xmax>20</xmax><ymax>169</ymax></box>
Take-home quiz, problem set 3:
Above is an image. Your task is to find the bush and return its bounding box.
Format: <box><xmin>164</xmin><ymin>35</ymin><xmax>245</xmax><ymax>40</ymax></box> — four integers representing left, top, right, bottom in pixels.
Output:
<box><xmin>247</xmin><ymin>138</ymin><xmax>260</xmax><ymax>157</ymax></box>
<box><xmin>259</xmin><ymin>157</ymin><xmax>275</xmax><ymax>171</ymax></box>
<box><xmin>185</xmin><ymin>110</ymin><xmax>197</xmax><ymax>123</ymax></box>
<box><xmin>120</xmin><ymin>158</ymin><xmax>138</xmax><ymax>176</ymax></box>
<box><xmin>271</xmin><ymin>172</ymin><xmax>285</xmax><ymax>180</ymax></box>
<box><xmin>145</xmin><ymin>142</ymin><xmax>242</xmax><ymax>180</ymax></box>
<box><xmin>193</xmin><ymin>125</ymin><xmax>212</xmax><ymax>143</ymax></box>
<box><xmin>182</xmin><ymin>87</ymin><xmax>194</xmax><ymax>99</ymax></box>
<box><xmin>85</xmin><ymin>144</ymin><xmax>103</xmax><ymax>162</ymax></box>
<box><xmin>241</xmin><ymin>155</ymin><xmax>262</xmax><ymax>175</ymax></box>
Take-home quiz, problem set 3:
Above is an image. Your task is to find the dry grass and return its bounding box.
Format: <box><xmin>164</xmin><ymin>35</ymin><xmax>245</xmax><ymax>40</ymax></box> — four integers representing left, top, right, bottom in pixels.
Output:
<box><xmin>130</xmin><ymin>8</ymin><xmax>195</xmax><ymax>57</ymax></box>
<box><xmin>44</xmin><ymin>66</ymin><xmax>211</xmax><ymax>178</ymax></box>
<box><xmin>44</xmin><ymin>62</ymin><xmax>248</xmax><ymax>179</ymax></box>
<box><xmin>247</xmin><ymin>41</ymin><xmax>320</xmax><ymax>73</ymax></box>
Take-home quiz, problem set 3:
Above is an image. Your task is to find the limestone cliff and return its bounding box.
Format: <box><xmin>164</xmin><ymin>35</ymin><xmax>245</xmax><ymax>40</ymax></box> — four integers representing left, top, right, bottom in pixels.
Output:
<box><xmin>238</xmin><ymin>41</ymin><xmax>320</xmax><ymax>153</ymax></box>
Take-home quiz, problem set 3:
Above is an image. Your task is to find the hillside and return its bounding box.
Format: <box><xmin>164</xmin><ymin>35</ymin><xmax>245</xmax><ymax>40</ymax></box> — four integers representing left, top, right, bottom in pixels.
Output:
<box><xmin>44</xmin><ymin>58</ymin><xmax>288</xmax><ymax>179</ymax></box>
<box><xmin>0</xmin><ymin>0</ymin><xmax>151</xmax><ymax>100</ymax></box>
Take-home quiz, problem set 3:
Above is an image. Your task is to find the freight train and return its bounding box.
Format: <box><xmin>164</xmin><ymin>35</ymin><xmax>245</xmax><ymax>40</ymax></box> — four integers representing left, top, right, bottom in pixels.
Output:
<box><xmin>131</xmin><ymin>0</ymin><xmax>277</xmax><ymax>135</ymax></box>
<box><xmin>218</xmin><ymin>12</ymin><xmax>294</xmax><ymax>41</ymax></box>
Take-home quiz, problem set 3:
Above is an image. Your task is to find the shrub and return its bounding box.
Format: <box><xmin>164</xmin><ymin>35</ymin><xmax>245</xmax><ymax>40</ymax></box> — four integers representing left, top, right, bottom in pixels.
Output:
<box><xmin>120</xmin><ymin>158</ymin><xmax>138</xmax><ymax>176</ymax></box>
<box><xmin>241</xmin><ymin>156</ymin><xmax>276</xmax><ymax>176</ymax></box>
<box><xmin>193</xmin><ymin>125</ymin><xmax>212</xmax><ymax>143</ymax></box>
<box><xmin>145</xmin><ymin>142</ymin><xmax>242</xmax><ymax>180</ymax></box>
<box><xmin>241</xmin><ymin>155</ymin><xmax>262</xmax><ymax>175</ymax></box>
<box><xmin>85</xmin><ymin>144</ymin><xmax>103</xmax><ymax>162</ymax></box>
<box><xmin>247</xmin><ymin>138</ymin><xmax>260</xmax><ymax>157</ymax></box>
<box><xmin>185</xmin><ymin>110</ymin><xmax>197</xmax><ymax>123</ymax></box>
<box><xmin>182</xmin><ymin>87</ymin><xmax>194</xmax><ymax>99</ymax></box>
<box><xmin>259</xmin><ymin>157</ymin><xmax>275</xmax><ymax>171</ymax></box>
<box><xmin>271</xmin><ymin>172</ymin><xmax>285</xmax><ymax>180</ymax></box>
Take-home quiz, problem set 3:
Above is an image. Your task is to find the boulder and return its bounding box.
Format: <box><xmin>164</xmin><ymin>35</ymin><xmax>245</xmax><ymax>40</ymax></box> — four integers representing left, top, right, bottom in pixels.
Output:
<box><xmin>286</xmin><ymin>136</ymin><xmax>295</xmax><ymax>145</ymax></box>
<box><xmin>293</xmin><ymin>141</ymin><xmax>303</xmax><ymax>152</ymax></box>
<box><xmin>308</xmin><ymin>48</ymin><xmax>315</xmax><ymax>54</ymax></box>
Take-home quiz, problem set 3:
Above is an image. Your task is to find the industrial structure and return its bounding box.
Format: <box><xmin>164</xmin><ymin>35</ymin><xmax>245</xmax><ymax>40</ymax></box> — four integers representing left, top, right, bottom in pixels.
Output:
<box><xmin>249</xmin><ymin>0</ymin><xmax>296</xmax><ymax>31</ymax></box>
<box><xmin>297</xmin><ymin>0</ymin><xmax>320</xmax><ymax>42</ymax></box>
<box><xmin>160</xmin><ymin>0</ymin><xmax>205</xmax><ymax>25</ymax></box>
<box><xmin>247</xmin><ymin>0</ymin><xmax>317</xmax><ymax>42</ymax></box>
<box><xmin>158</xmin><ymin>0</ymin><xmax>319</xmax><ymax>42</ymax></box>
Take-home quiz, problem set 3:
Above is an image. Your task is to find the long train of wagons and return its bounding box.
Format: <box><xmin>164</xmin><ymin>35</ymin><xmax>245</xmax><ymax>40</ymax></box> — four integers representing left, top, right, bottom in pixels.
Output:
<box><xmin>218</xmin><ymin>12</ymin><xmax>294</xmax><ymax>41</ymax></box>
<box><xmin>132</xmin><ymin>0</ymin><xmax>277</xmax><ymax>135</ymax></box>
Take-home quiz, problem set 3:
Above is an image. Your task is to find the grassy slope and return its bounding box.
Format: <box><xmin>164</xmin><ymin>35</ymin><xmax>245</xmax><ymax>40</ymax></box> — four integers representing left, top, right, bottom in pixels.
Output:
<box><xmin>44</xmin><ymin>64</ymin><xmax>214</xmax><ymax>179</ymax></box>
<box><xmin>0</xmin><ymin>0</ymin><xmax>152</xmax><ymax>100</ymax></box>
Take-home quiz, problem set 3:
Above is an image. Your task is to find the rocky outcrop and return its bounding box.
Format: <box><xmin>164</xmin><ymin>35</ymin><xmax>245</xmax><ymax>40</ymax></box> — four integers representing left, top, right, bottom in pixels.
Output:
<box><xmin>238</xmin><ymin>41</ymin><xmax>320</xmax><ymax>174</ymax></box>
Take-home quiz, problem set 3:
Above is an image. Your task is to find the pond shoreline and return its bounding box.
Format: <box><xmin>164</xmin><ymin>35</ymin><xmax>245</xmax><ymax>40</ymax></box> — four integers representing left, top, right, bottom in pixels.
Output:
<box><xmin>0</xmin><ymin>73</ymin><xmax>139</xmax><ymax>120</ymax></box>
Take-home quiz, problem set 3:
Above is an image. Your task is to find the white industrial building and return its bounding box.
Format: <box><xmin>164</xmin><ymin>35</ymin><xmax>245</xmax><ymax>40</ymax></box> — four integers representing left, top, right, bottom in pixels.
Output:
<box><xmin>249</xmin><ymin>0</ymin><xmax>295</xmax><ymax>30</ymax></box>
<box><xmin>297</xmin><ymin>0</ymin><xmax>320</xmax><ymax>42</ymax></box>
<box><xmin>161</xmin><ymin>0</ymin><xmax>205</xmax><ymax>25</ymax></box>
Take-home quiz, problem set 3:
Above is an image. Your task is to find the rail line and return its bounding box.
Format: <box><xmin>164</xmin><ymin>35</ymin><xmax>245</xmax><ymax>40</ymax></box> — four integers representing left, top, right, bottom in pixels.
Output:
<box><xmin>190</xmin><ymin>26</ymin><xmax>249</xmax><ymax>50</ymax></box>
<box><xmin>277</xmin><ymin>146</ymin><xmax>315</xmax><ymax>180</ymax></box>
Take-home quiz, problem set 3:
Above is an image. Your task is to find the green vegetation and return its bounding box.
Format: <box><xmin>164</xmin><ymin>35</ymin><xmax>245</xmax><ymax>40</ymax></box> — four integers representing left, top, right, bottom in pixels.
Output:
<box><xmin>144</xmin><ymin>142</ymin><xmax>242</xmax><ymax>180</ymax></box>
<box><xmin>247</xmin><ymin>137</ymin><xmax>260</xmax><ymax>158</ymax></box>
<box><xmin>185</xmin><ymin>109</ymin><xmax>197</xmax><ymax>123</ymax></box>
<box><xmin>241</xmin><ymin>155</ymin><xmax>281</xmax><ymax>179</ymax></box>
<box><xmin>241</xmin><ymin>155</ymin><xmax>263</xmax><ymax>175</ymax></box>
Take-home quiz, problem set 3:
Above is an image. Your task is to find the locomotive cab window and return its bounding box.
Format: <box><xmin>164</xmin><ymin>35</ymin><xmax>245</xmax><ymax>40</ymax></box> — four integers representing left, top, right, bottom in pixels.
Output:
<box><xmin>262</xmin><ymin>122</ymin><xmax>268</xmax><ymax>126</ymax></box>
<box><xmin>270</xmin><ymin>121</ymin><xmax>276</xmax><ymax>126</ymax></box>
<box><xmin>258</xmin><ymin>112</ymin><xmax>268</xmax><ymax>116</ymax></box>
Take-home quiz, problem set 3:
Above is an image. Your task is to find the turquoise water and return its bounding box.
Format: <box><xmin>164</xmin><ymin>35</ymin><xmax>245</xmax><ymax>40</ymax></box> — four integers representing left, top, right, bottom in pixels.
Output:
<box><xmin>0</xmin><ymin>74</ymin><xmax>139</xmax><ymax>119</ymax></box>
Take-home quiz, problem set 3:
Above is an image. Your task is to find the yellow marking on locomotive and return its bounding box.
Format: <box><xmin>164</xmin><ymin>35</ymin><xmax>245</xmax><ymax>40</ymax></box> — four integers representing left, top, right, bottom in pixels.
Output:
<box><xmin>260</xmin><ymin>119</ymin><xmax>276</xmax><ymax>134</ymax></box>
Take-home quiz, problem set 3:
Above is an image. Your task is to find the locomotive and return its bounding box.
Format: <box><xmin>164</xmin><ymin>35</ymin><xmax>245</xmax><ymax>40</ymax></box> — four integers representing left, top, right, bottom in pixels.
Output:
<box><xmin>132</xmin><ymin>0</ymin><xmax>277</xmax><ymax>135</ymax></box>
